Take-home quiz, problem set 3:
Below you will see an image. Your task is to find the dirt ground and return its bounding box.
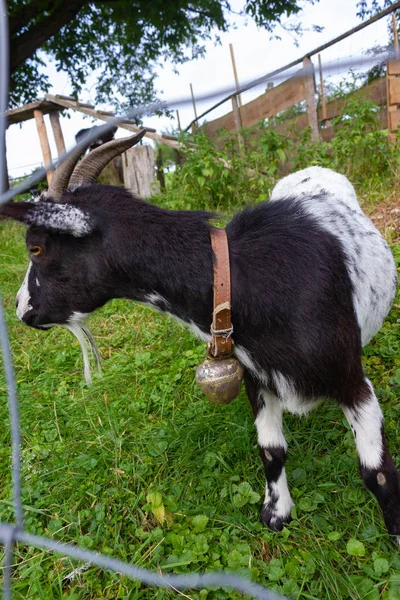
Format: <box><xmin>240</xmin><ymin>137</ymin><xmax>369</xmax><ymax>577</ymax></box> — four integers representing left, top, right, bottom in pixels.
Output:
<box><xmin>368</xmin><ymin>199</ymin><xmax>400</xmax><ymax>244</ymax></box>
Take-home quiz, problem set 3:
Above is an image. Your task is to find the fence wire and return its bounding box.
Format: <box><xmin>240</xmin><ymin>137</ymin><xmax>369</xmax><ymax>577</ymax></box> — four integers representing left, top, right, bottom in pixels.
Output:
<box><xmin>0</xmin><ymin>1</ymin><xmax>288</xmax><ymax>598</ymax></box>
<box><xmin>1</xmin><ymin>1</ymin><xmax>399</xmax><ymax>597</ymax></box>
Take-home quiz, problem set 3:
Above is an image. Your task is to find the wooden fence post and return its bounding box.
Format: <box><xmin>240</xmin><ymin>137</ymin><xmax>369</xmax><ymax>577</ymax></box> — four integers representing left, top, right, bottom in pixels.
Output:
<box><xmin>33</xmin><ymin>109</ymin><xmax>53</xmax><ymax>185</ymax></box>
<box><xmin>392</xmin><ymin>12</ymin><xmax>399</xmax><ymax>59</ymax></box>
<box><xmin>303</xmin><ymin>56</ymin><xmax>319</xmax><ymax>141</ymax></box>
<box><xmin>318</xmin><ymin>54</ymin><xmax>327</xmax><ymax>122</ymax></box>
<box><xmin>49</xmin><ymin>111</ymin><xmax>66</xmax><ymax>157</ymax></box>
<box><xmin>190</xmin><ymin>84</ymin><xmax>198</xmax><ymax>133</ymax></box>
<box><xmin>229</xmin><ymin>43</ymin><xmax>245</xmax><ymax>151</ymax></box>
<box><xmin>123</xmin><ymin>145</ymin><xmax>159</xmax><ymax>198</ymax></box>
<box><xmin>386</xmin><ymin>59</ymin><xmax>400</xmax><ymax>142</ymax></box>
<box><xmin>388</xmin><ymin>13</ymin><xmax>400</xmax><ymax>142</ymax></box>
<box><xmin>176</xmin><ymin>110</ymin><xmax>182</xmax><ymax>133</ymax></box>
<box><xmin>229</xmin><ymin>43</ymin><xmax>242</xmax><ymax>107</ymax></box>
<box><xmin>231</xmin><ymin>93</ymin><xmax>245</xmax><ymax>152</ymax></box>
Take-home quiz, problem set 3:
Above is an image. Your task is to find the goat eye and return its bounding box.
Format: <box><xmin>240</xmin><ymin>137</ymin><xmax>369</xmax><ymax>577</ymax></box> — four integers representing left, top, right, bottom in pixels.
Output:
<box><xmin>29</xmin><ymin>245</ymin><xmax>43</xmax><ymax>257</ymax></box>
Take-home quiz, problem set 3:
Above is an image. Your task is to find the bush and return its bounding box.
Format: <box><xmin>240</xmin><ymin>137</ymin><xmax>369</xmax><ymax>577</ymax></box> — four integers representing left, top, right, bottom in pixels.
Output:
<box><xmin>155</xmin><ymin>96</ymin><xmax>400</xmax><ymax>213</ymax></box>
<box><xmin>159</xmin><ymin>131</ymin><xmax>275</xmax><ymax>213</ymax></box>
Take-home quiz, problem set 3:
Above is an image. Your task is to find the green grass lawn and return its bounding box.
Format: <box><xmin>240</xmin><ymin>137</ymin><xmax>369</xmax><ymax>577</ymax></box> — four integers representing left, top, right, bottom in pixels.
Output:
<box><xmin>0</xmin><ymin>220</ymin><xmax>400</xmax><ymax>600</ymax></box>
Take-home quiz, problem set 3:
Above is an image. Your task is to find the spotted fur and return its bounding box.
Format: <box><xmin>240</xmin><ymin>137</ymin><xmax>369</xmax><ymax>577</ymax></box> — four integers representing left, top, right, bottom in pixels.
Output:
<box><xmin>3</xmin><ymin>167</ymin><xmax>399</xmax><ymax>541</ymax></box>
<box><xmin>270</xmin><ymin>167</ymin><xmax>397</xmax><ymax>345</ymax></box>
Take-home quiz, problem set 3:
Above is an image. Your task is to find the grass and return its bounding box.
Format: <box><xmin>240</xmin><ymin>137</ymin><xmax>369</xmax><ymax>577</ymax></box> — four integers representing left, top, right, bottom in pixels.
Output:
<box><xmin>0</xmin><ymin>213</ymin><xmax>400</xmax><ymax>600</ymax></box>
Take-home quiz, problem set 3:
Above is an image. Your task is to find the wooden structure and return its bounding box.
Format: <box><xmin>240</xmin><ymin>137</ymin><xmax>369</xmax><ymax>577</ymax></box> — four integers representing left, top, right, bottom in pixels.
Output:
<box><xmin>204</xmin><ymin>60</ymin><xmax>400</xmax><ymax>143</ymax></box>
<box><xmin>275</xmin><ymin>74</ymin><xmax>388</xmax><ymax>143</ymax></box>
<box><xmin>187</xmin><ymin>0</ymin><xmax>400</xmax><ymax>133</ymax></box>
<box><xmin>303</xmin><ymin>57</ymin><xmax>319</xmax><ymax>141</ymax></box>
<box><xmin>204</xmin><ymin>66</ymin><xmax>307</xmax><ymax>138</ymax></box>
<box><xmin>122</xmin><ymin>145</ymin><xmax>159</xmax><ymax>198</ymax></box>
<box><xmin>387</xmin><ymin>60</ymin><xmax>400</xmax><ymax>142</ymax></box>
<box><xmin>188</xmin><ymin>1</ymin><xmax>400</xmax><ymax>145</ymax></box>
<box><xmin>229</xmin><ymin>43</ymin><xmax>244</xmax><ymax>150</ymax></box>
<box><xmin>6</xmin><ymin>94</ymin><xmax>183</xmax><ymax>186</ymax></box>
<box><xmin>6</xmin><ymin>1</ymin><xmax>400</xmax><ymax>186</ymax></box>
<box><xmin>318</xmin><ymin>54</ymin><xmax>328</xmax><ymax>123</ymax></box>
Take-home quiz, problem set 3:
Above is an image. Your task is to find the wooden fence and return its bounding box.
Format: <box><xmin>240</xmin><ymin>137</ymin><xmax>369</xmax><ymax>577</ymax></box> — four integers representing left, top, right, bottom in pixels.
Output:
<box><xmin>204</xmin><ymin>67</ymin><xmax>307</xmax><ymax>137</ymax></box>
<box><xmin>203</xmin><ymin>58</ymin><xmax>400</xmax><ymax>144</ymax></box>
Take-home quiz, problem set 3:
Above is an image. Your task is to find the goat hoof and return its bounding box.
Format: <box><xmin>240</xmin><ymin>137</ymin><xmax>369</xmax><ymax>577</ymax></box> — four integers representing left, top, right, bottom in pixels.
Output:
<box><xmin>384</xmin><ymin>512</ymin><xmax>400</xmax><ymax>544</ymax></box>
<box><xmin>260</xmin><ymin>503</ymin><xmax>291</xmax><ymax>532</ymax></box>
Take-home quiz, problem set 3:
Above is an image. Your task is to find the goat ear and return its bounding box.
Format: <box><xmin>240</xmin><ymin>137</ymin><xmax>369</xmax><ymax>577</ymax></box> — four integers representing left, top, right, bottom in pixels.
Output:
<box><xmin>0</xmin><ymin>201</ymin><xmax>95</xmax><ymax>237</ymax></box>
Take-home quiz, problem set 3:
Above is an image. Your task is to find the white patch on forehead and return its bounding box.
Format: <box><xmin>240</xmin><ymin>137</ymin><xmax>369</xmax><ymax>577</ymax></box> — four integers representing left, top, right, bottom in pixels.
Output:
<box><xmin>16</xmin><ymin>262</ymin><xmax>33</xmax><ymax>321</ymax></box>
<box><xmin>26</xmin><ymin>203</ymin><xmax>93</xmax><ymax>237</ymax></box>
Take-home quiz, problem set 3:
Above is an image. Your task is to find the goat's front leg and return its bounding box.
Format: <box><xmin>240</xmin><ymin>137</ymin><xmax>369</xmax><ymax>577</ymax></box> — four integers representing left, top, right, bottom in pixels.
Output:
<box><xmin>342</xmin><ymin>377</ymin><xmax>400</xmax><ymax>541</ymax></box>
<box><xmin>244</xmin><ymin>373</ymin><xmax>294</xmax><ymax>531</ymax></box>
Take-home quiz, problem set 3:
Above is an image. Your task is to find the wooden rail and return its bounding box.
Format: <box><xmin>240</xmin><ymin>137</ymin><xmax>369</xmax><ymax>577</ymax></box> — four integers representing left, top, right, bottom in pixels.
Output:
<box><xmin>6</xmin><ymin>94</ymin><xmax>185</xmax><ymax>185</ymax></box>
<box><xmin>387</xmin><ymin>60</ymin><xmax>400</xmax><ymax>141</ymax></box>
<box><xmin>186</xmin><ymin>0</ymin><xmax>400</xmax><ymax>132</ymax></box>
<box><xmin>205</xmin><ymin>69</ymin><xmax>394</xmax><ymax>144</ymax></box>
<box><xmin>204</xmin><ymin>69</ymin><xmax>306</xmax><ymax>136</ymax></box>
<box><xmin>44</xmin><ymin>95</ymin><xmax>184</xmax><ymax>151</ymax></box>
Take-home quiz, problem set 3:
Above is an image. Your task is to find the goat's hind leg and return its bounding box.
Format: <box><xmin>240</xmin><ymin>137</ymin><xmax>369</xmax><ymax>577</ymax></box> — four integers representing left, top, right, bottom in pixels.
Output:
<box><xmin>342</xmin><ymin>377</ymin><xmax>400</xmax><ymax>541</ymax></box>
<box><xmin>245</xmin><ymin>373</ymin><xmax>294</xmax><ymax>531</ymax></box>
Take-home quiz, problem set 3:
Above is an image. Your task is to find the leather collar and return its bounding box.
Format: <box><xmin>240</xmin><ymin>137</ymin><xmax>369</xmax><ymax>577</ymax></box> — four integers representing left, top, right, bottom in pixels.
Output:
<box><xmin>209</xmin><ymin>228</ymin><xmax>233</xmax><ymax>358</ymax></box>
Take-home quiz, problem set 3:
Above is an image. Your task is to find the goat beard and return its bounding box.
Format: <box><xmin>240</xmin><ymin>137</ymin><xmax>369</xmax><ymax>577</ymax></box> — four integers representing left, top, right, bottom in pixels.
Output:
<box><xmin>63</xmin><ymin>321</ymin><xmax>102</xmax><ymax>384</ymax></box>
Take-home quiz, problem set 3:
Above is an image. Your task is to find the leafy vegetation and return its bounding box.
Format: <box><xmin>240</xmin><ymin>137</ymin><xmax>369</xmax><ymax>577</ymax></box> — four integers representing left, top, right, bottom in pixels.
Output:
<box><xmin>1</xmin><ymin>98</ymin><xmax>400</xmax><ymax>598</ymax></box>
<box><xmin>162</xmin><ymin>95</ymin><xmax>400</xmax><ymax>215</ymax></box>
<box><xmin>8</xmin><ymin>0</ymin><xmax>319</xmax><ymax>109</ymax></box>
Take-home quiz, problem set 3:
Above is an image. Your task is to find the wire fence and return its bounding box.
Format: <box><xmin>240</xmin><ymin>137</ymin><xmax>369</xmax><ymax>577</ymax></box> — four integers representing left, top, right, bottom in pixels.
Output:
<box><xmin>1</xmin><ymin>1</ymin><xmax>400</xmax><ymax>597</ymax></box>
<box><xmin>0</xmin><ymin>1</ymin><xmax>288</xmax><ymax>598</ymax></box>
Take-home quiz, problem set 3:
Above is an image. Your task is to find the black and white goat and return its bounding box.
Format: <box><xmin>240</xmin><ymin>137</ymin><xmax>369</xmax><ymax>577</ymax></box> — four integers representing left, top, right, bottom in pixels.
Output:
<box><xmin>2</xmin><ymin>133</ymin><xmax>399</xmax><ymax>540</ymax></box>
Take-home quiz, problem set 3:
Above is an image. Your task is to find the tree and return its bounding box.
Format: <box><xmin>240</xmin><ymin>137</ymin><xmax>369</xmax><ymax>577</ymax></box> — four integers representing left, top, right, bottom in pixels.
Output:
<box><xmin>9</xmin><ymin>0</ymin><xmax>318</xmax><ymax>109</ymax></box>
<box><xmin>356</xmin><ymin>0</ymin><xmax>393</xmax><ymax>19</ymax></box>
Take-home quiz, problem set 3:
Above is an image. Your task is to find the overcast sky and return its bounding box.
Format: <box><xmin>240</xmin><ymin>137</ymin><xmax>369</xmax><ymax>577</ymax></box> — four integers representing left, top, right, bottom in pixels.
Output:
<box><xmin>6</xmin><ymin>0</ymin><xmax>390</xmax><ymax>180</ymax></box>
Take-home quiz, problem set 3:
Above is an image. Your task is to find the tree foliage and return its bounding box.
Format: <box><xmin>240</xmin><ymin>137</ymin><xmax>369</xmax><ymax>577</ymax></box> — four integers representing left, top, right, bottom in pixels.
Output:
<box><xmin>9</xmin><ymin>0</ymin><xmax>317</xmax><ymax>109</ymax></box>
<box><xmin>356</xmin><ymin>0</ymin><xmax>397</xmax><ymax>19</ymax></box>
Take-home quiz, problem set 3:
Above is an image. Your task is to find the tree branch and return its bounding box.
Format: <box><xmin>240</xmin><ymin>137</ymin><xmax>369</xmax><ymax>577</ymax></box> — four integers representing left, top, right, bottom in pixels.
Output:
<box><xmin>9</xmin><ymin>0</ymin><xmax>59</xmax><ymax>37</ymax></box>
<box><xmin>10</xmin><ymin>0</ymin><xmax>90</xmax><ymax>72</ymax></box>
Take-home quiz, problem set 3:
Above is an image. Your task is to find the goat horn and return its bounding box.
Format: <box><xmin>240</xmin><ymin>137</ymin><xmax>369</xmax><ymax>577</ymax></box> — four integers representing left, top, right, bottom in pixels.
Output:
<box><xmin>69</xmin><ymin>129</ymin><xmax>148</xmax><ymax>188</ymax></box>
<box><xmin>48</xmin><ymin>133</ymin><xmax>97</xmax><ymax>201</ymax></box>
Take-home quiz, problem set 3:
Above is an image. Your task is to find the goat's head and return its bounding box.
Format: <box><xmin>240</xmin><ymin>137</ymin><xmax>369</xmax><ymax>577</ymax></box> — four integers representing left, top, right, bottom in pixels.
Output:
<box><xmin>2</xmin><ymin>129</ymin><xmax>147</xmax><ymax>331</ymax></box>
